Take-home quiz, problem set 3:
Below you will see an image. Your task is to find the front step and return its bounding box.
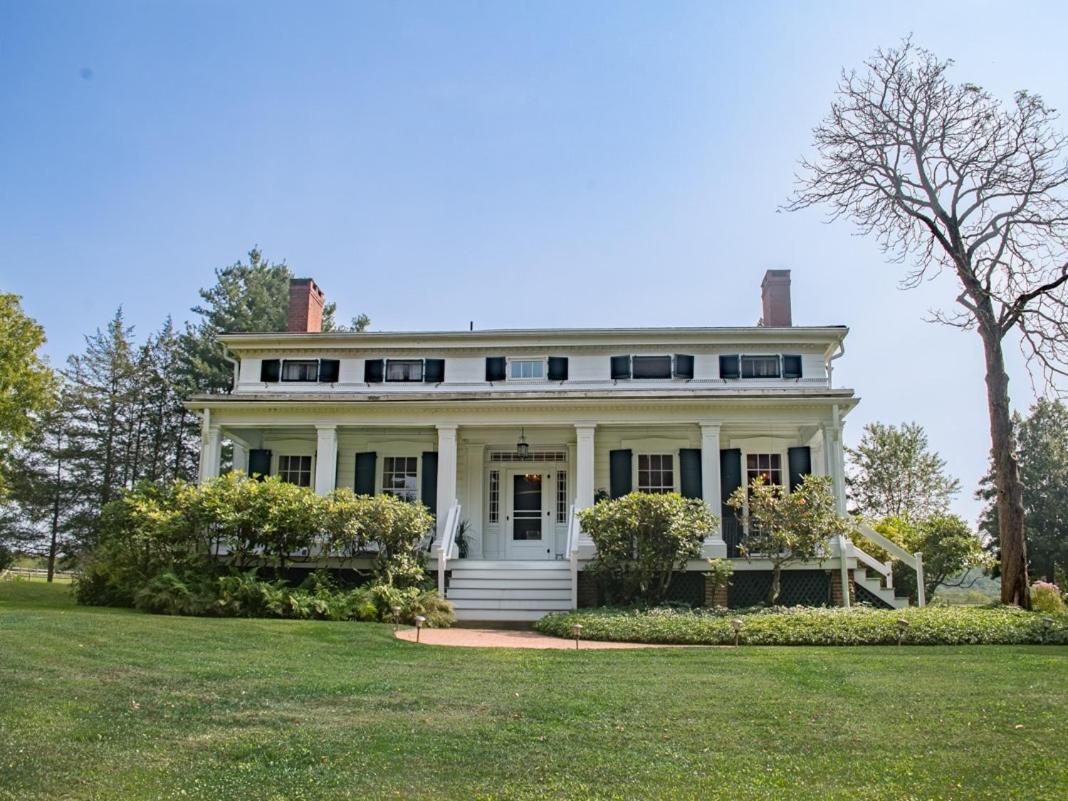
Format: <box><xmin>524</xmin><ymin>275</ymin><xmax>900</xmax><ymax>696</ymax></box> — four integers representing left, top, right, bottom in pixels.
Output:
<box><xmin>446</xmin><ymin>559</ymin><xmax>574</xmax><ymax>622</ymax></box>
<box><xmin>853</xmin><ymin>569</ymin><xmax>908</xmax><ymax>609</ymax></box>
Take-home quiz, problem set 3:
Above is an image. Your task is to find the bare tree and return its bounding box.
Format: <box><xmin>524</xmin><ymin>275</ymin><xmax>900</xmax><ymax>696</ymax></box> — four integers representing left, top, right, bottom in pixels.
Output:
<box><xmin>787</xmin><ymin>39</ymin><xmax>1068</xmax><ymax>608</ymax></box>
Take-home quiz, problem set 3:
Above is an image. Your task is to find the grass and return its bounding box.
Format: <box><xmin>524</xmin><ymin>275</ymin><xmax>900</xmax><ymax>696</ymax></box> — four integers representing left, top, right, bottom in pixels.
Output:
<box><xmin>1</xmin><ymin>582</ymin><xmax>1066</xmax><ymax>801</ymax></box>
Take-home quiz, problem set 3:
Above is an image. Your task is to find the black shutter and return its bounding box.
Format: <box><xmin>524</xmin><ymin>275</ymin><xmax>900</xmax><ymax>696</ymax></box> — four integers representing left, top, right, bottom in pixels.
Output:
<box><xmin>364</xmin><ymin>359</ymin><xmax>384</xmax><ymax>383</ymax></box>
<box><xmin>248</xmin><ymin>449</ymin><xmax>272</xmax><ymax>479</ymax></box>
<box><xmin>547</xmin><ymin>356</ymin><xmax>569</xmax><ymax>381</ymax></box>
<box><xmin>260</xmin><ymin>359</ymin><xmax>280</xmax><ymax>382</ymax></box>
<box><xmin>610</xmin><ymin>355</ymin><xmax>631</xmax><ymax>380</ymax></box>
<box><xmin>355</xmin><ymin>452</ymin><xmax>377</xmax><ymax>495</ymax></box>
<box><xmin>421</xmin><ymin>452</ymin><xmax>438</xmax><ymax>514</ymax></box>
<box><xmin>674</xmin><ymin>354</ymin><xmax>695</xmax><ymax>380</ymax></box>
<box><xmin>424</xmin><ymin>358</ymin><xmax>445</xmax><ymax>383</ymax></box>
<box><xmin>720</xmin><ymin>448</ymin><xmax>743</xmax><ymax>504</ymax></box>
<box><xmin>719</xmin><ymin>355</ymin><xmax>740</xmax><ymax>379</ymax></box>
<box><xmin>485</xmin><ymin>357</ymin><xmax>506</xmax><ymax>382</ymax></box>
<box><xmin>787</xmin><ymin>446</ymin><xmax>812</xmax><ymax>492</ymax></box>
<box><xmin>318</xmin><ymin>359</ymin><xmax>340</xmax><ymax>383</ymax></box>
<box><xmin>782</xmin><ymin>354</ymin><xmax>803</xmax><ymax>380</ymax></box>
<box><xmin>679</xmin><ymin>448</ymin><xmax>702</xmax><ymax>499</ymax></box>
<box><xmin>609</xmin><ymin>449</ymin><xmax>632</xmax><ymax>498</ymax></box>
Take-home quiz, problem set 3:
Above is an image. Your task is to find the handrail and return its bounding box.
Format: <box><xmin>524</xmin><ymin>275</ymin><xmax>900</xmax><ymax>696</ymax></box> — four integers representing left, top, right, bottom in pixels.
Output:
<box><xmin>566</xmin><ymin>503</ymin><xmax>581</xmax><ymax>609</ymax></box>
<box><xmin>436</xmin><ymin>501</ymin><xmax>462</xmax><ymax>596</ymax></box>
<box><xmin>850</xmin><ymin>543</ymin><xmax>893</xmax><ymax>588</ymax></box>
<box><xmin>855</xmin><ymin>523</ymin><xmax>926</xmax><ymax>607</ymax></box>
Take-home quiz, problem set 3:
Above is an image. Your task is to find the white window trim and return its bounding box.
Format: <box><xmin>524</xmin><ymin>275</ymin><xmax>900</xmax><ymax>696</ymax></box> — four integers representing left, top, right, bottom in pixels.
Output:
<box><xmin>741</xmin><ymin>449</ymin><xmax>789</xmax><ymax>493</ymax></box>
<box><xmin>633</xmin><ymin>451</ymin><xmax>679</xmax><ymax>494</ymax></box>
<box><xmin>506</xmin><ymin>356</ymin><xmax>547</xmax><ymax>382</ymax></box>
<box><xmin>384</xmin><ymin>358</ymin><xmax>424</xmax><ymax>383</ymax></box>
<box><xmin>280</xmin><ymin>358</ymin><xmax>320</xmax><ymax>383</ymax></box>
<box><xmin>276</xmin><ymin>453</ymin><xmax>315</xmax><ymax>487</ymax></box>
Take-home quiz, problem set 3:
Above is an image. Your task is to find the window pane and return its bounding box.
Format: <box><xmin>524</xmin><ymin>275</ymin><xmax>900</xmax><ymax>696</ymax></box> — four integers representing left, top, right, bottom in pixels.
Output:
<box><xmin>741</xmin><ymin>355</ymin><xmax>781</xmax><ymax>378</ymax></box>
<box><xmin>386</xmin><ymin>360</ymin><xmax>423</xmax><ymax>382</ymax></box>
<box><xmin>278</xmin><ymin>455</ymin><xmax>312</xmax><ymax>487</ymax></box>
<box><xmin>746</xmin><ymin>453</ymin><xmax>783</xmax><ymax>489</ymax></box>
<box><xmin>637</xmin><ymin>453</ymin><xmax>674</xmax><ymax>493</ymax></box>
<box><xmin>281</xmin><ymin>360</ymin><xmax>318</xmax><ymax>381</ymax></box>
<box><xmin>383</xmin><ymin>456</ymin><xmax>418</xmax><ymax>502</ymax></box>
<box><xmin>632</xmin><ymin>355</ymin><xmax>672</xmax><ymax>379</ymax></box>
<box><xmin>509</xmin><ymin>360</ymin><xmax>544</xmax><ymax>379</ymax></box>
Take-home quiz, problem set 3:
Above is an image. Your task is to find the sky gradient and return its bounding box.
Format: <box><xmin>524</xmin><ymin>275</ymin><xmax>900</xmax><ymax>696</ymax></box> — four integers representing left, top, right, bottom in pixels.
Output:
<box><xmin>3</xmin><ymin>1</ymin><xmax>1067</xmax><ymax>524</ymax></box>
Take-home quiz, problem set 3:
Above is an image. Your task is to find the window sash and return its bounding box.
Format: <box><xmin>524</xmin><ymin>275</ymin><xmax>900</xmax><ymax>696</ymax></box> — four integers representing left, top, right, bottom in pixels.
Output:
<box><xmin>637</xmin><ymin>453</ymin><xmax>674</xmax><ymax>493</ymax></box>
<box><xmin>745</xmin><ymin>453</ymin><xmax>784</xmax><ymax>488</ymax></box>
<box><xmin>281</xmin><ymin>360</ymin><xmax>318</xmax><ymax>382</ymax></box>
<box><xmin>740</xmin><ymin>355</ymin><xmax>782</xmax><ymax>379</ymax></box>
<box><xmin>382</xmin><ymin>456</ymin><xmax>419</xmax><ymax>502</ymax></box>
<box><xmin>508</xmin><ymin>359</ymin><xmax>545</xmax><ymax>380</ymax></box>
<box><xmin>631</xmin><ymin>355</ymin><xmax>673</xmax><ymax>379</ymax></box>
<box><xmin>278</xmin><ymin>455</ymin><xmax>312</xmax><ymax>486</ymax></box>
<box><xmin>385</xmin><ymin>360</ymin><xmax>423</xmax><ymax>382</ymax></box>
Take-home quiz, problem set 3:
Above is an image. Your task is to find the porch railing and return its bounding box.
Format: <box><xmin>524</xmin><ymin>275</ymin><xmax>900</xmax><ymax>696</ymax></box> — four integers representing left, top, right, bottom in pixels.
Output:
<box><xmin>566</xmin><ymin>503</ymin><xmax>581</xmax><ymax>609</ymax></box>
<box><xmin>436</xmin><ymin>501</ymin><xmax>462</xmax><ymax>596</ymax></box>
<box><xmin>853</xmin><ymin>523</ymin><xmax>926</xmax><ymax>607</ymax></box>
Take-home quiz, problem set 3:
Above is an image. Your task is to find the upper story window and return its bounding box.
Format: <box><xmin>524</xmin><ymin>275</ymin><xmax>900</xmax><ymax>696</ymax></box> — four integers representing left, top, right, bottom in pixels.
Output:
<box><xmin>611</xmin><ymin>354</ymin><xmax>694</xmax><ymax>380</ymax></box>
<box><xmin>719</xmin><ymin>354</ymin><xmax>803</xmax><ymax>380</ymax></box>
<box><xmin>386</xmin><ymin>359</ymin><xmax>423</xmax><ymax>382</ymax></box>
<box><xmin>278</xmin><ymin>455</ymin><xmax>312</xmax><ymax>487</ymax></box>
<box><xmin>382</xmin><ymin>456</ymin><xmax>418</xmax><ymax>502</ymax></box>
<box><xmin>282</xmin><ymin>360</ymin><xmax>318</xmax><ymax>382</ymax></box>
<box><xmin>261</xmin><ymin>358</ymin><xmax>340</xmax><ymax>384</ymax></box>
<box><xmin>510</xmin><ymin>359</ymin><xmax>545</xmax><ymax>380</ymax></box>
<box><xmin>485</xmin><ymin>356</ymin><xmax>568</xmax><ymax>382</ymax></box>
<box><xmin>364</xmin><ymin>358</ymin><xmax>444</xmax><ymax>384</ymax></box>
<box><xmin>637</xmin><ymin>453</ymin><xmax>674</xmax><ymax>493</ymax></box>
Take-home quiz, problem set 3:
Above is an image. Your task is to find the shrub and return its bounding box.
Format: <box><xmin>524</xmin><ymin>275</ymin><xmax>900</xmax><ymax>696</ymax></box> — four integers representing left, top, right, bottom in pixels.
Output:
<box><xmin>535</xmin><ymin>605</ymin><xmax>1068</xmax><ymax>646</ymax></box>
<box><xmin>579</xmin><ymin>492</ymin><xmax>715</xmax><ymax>605</ymax></box>
<box><xmin>133</xmin><ymin>570</ymin><xmax>216</xmax><ymax>616</ymax></box>
<box><xmin>0</xmin><ymin>544</ymin><xmax>13</xmax><ymax>573</ymax></box>
<box><xmin>1031</xmin><ymin>581</ymin><xmax>1066</xmax><ymax>614</ymax></box>
<box><xmin>703</xmin><ymin>558</ymin><xmax>733</xmax><ymax>607</ymax></box>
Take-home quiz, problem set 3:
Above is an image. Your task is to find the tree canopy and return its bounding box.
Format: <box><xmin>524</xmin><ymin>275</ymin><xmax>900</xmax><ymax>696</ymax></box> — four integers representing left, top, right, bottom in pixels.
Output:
<box><xmin>0</xmin><ymin>294</ymin><xmax>56</xmax><ymax>472</ymax></box>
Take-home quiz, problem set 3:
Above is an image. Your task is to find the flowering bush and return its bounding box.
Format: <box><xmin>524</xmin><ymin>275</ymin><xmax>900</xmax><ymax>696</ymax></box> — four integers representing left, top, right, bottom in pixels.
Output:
<box><xmin>1030</xmin><ymin>581</ymin><xmax>1065</xmax><ymax>614</ymax></box>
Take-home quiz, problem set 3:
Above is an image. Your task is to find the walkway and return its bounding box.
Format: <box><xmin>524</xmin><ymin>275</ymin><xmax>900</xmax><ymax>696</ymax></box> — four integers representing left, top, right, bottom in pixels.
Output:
<box><xmin>394</xmin><ymin>627</ymin><xmax>681</xmax><ymax>649</ymax></box>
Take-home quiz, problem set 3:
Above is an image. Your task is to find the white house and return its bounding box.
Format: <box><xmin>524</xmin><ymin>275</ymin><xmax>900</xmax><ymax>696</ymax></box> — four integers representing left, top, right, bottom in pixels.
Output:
<box><xmin>187</xmin><ymin>271</ymin><xmax>922</xmax><ymax>620</ymax></box>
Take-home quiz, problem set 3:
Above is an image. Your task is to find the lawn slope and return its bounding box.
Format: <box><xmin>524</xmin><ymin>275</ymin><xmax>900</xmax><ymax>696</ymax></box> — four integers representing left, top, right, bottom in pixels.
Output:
<box><xmin>1</xmin><ymin>581</ymin><xmax>1066</xmax><ymax>801</ymax></box>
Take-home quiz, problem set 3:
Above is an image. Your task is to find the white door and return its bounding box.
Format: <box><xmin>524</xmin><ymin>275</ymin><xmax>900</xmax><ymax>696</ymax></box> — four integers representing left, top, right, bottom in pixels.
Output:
<box><xmin>504</xmin><ymin>469</ymin><xmax>553</xmax><ymax>560</ymax></box>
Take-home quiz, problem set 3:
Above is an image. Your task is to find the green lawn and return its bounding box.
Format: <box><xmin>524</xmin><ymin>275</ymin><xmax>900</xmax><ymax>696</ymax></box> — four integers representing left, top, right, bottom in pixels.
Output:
<box><xmin>1</xmin><ymin>582</ymin><xmax>1066</xmax><ymax>801</ymax></box>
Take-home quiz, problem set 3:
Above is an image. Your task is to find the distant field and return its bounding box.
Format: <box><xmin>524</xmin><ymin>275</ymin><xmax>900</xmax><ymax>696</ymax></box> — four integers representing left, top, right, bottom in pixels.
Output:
<box><xmin>1</xmin><ymin>581</ymin><xmax>1065</xmax><ymax>801</ymax></box>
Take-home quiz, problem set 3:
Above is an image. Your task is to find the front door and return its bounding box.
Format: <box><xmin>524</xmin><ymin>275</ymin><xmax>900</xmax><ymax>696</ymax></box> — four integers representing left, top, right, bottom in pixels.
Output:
<box><xmin>505</xmin><ymin>470</ymin><xmax>553</xmax><ymax>559</ymax></box>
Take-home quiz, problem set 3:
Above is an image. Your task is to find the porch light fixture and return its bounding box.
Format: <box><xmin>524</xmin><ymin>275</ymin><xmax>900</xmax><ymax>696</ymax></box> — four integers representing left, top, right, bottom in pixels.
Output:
<box><xmin>414</xmin><ymin>615</ymin><xmax>427</xmax><ymax>643</ymax></box>
<box><xmin>570</xmin><ymin>623</ymin><xmax>583</xmax><ymax>650</ymax></box>
<box><xmin>516</xmin><ymin>428</ymin><xmax>530</xmax><ymax>458</ymax></box>
<box><xmin>731</xmin><ymin>618</ymin><xmax>743</xmax><ymax>647</ymax></box>
<box><xmin>896</xmin><ymin>618</ymin><xmax>910</xmax><ymax>646</ymax></box>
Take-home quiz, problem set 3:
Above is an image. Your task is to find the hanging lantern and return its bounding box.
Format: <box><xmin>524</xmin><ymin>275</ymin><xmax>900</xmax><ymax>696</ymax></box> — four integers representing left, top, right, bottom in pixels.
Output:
<box><xmin>516</xmin><ymin>428</ymin><xmax>530</xmax><ymax>458</ymax></box>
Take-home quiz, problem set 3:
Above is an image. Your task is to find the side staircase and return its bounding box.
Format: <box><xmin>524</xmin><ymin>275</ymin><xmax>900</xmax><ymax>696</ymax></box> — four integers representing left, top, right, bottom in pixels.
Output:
<box><xmin>852</xmin><ymin>565</ymin><xmax>908</xmax><ymax>609</ymax></box>
<box><xmin>446</xmin><ymin>560</ymin><xmax>573</xmax><ymax>622</ymax></box>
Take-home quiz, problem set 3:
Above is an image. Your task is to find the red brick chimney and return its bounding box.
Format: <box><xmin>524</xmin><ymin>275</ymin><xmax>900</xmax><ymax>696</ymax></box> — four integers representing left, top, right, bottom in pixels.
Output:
<box><xmin>287</xmin><ymin>278</ymin><xmax>325</xmax><ymax>333</ymax></box>
<box><xmin>759</xmin><ymin>269</ymin><xmax>792</xmax><ymax>327</ymax></box>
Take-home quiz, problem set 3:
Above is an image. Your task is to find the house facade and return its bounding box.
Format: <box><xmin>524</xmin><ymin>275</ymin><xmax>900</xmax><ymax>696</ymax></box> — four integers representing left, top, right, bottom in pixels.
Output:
<box><xmin>187</xmin><ymin>271</ymin><xmax>915</xmax><ymax>620</ymax></box>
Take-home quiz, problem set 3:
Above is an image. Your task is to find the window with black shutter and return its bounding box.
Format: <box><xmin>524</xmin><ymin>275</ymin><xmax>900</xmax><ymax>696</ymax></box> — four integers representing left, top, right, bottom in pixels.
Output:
<box><xmin>354</xmin><ymin>452</ymin><xmax>377</xmax><ymax>495</ymax></box>
<box><xmin>782</xmin><ymin>355</ymin><xmax>803</xmax><ymax>380</ymax></box>
<box><xmin>386</xmin><ymin>359</ymin><xmax>423</xmax><ymax>382</ymax></box>
<box><xmin>485</xmin><ymin>357</ymin><xmax>506</xmax><ymax>382</ymax></box>
<box><xmin>423</xmin><ymin>358</ymin><xmax>445</xmax><ymax>383</ymax></box>
<box><xmin>547</xmin><ymin>356</ymin><xmax>568</xmax><ymax>381</ymax></box>
<box><xmin>610</xmin><ymin>355</ymin><xmax>632</xmax><ymax>380</ymax></box>
<box><xmin>364</xmin><ymin>359</ymin><xmax>384</xmax><ymax>383</ymax></box>
<box><xmin>719</xmin><ymin>355</ymin><xmax>740</xmax><ymax>379</ymax></box>
<box><xmin>318</xmin><ymin>359</ymin><xmax>340</xmax><ymax>383</ymax></box>
<box><xmin>632</xmin><ymin>355</ymin><xmax>672</xmax><ymax>379</ymax></box>
<box><xmin>609</xmin><ymin>449</ymin><xmax>633</xmax><ymax>498</ymax></box>
<box><xmin>260</xmin><ymin>359</ymin><xmax>281</xmax><ymax>382</ymax></box>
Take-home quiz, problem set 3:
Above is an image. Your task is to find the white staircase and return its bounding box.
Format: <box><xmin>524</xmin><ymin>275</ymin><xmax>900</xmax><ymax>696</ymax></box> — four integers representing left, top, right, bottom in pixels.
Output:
<box><xmin>853</xmin><ymin>567</ymin><xmax>908</xmax><ymax>609</ymax></box>
<box><xmin>446</xmin><ymin>560</ymin><xmax>574</xmax><ymax>622</ymax></box>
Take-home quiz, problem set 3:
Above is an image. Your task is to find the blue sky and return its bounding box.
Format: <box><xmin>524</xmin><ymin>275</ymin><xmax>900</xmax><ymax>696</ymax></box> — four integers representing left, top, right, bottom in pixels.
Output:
<box><xmin>3</xmin><ymin>1</ymin><xmax>1067</xmax><ymax>523</ymax></box>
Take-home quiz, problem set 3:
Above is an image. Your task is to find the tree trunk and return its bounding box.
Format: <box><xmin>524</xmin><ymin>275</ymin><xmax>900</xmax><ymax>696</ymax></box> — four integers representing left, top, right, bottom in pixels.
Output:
<box><xmin>766</xmin><ymin>563</ymin><xmax>782</xmax><ymax>605</ymax></box>
<box><xmin>980</xmin><ymin>326</ymin><xmax>1030</xmax><ymax>608</ymax></box>
<box><xmin>47</xmin><ymin>449</ymin><xmax>62</xmax><ymax>583</ymax></box>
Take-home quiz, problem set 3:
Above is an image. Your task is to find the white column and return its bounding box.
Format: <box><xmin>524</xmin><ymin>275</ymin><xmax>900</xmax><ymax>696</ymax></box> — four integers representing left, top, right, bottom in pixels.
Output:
<box><xmin>232</xmin><ymin>441</ymin><xmax>248</xmax><ymax>474</ymax></box>
<box><xmin>314</xmin><ymin>425</ymin><xmax>338</xmax><ymax>495</ymax></box>
<box><xmin>436</xmin><ymin>425</ymin><xmax>458</xmax><ymax>537</ymax></box>
<box><xmin>700</xmin><ymin>423</ymin><xmax>726</xmax><ymax>557</ymax></box>
<box><xmin>198</xmin><ymin>413</ymin><xmax>221</xmax><ymax>484</ymax></box>
<box><xmin>825</xmin><ymin>408</ymin><xmax>851</xmax><ymax>607</ymax></box>
<box><xmin>574</xmin><ymin>424</ymin><xmax>596</xmax><ymax>509</ymax></box>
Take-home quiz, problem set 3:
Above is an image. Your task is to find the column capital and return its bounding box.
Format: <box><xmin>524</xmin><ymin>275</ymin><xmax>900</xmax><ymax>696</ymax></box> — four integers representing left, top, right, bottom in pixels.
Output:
<box><xmin>574</xmin><ymin>423</ymin><xmax>597</xmax><ymax>435</ymax></box>
<box><xmin>699</xmin><ymin>422</ymin><xmax>722</xmax><ymax>435</ymax></box>
<box><xmin>315</xmin><ymin>424</ymin><xmax>338</xmax><ymax>433</ymax></box>
<box><xmin>436</xmin><ymin>424</ymin><xmax>458</xmax><ymax>434</ymax></box>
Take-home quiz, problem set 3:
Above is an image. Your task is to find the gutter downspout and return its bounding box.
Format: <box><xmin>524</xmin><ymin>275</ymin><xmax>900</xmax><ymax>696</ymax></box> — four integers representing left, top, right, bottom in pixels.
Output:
<box><xmin>221</xmin><ymin>345</ymin><xmax>239</xmax><ymax>393</ymax></box>
<box><xmin>825</xmin><ymin>339</ymin><xmax>845</xmax><ymax>388</ymax></box>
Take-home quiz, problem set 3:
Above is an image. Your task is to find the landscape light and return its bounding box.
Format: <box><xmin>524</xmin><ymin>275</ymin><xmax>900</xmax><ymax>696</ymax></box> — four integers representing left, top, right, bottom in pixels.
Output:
<box><xmin>731</xmin><ymin>618</ymin><xmax>743</xmax><ymax>647</ymax></box>
<box><xmin>897</xmin><ymin>618</ymin><xmax>910</xmax><ymax>646</ymax></box>
<box><xmin>570</xmin><ymin>623</ymin><xmax>583</xmax><ymax>650</ymax></box>
<box><xmin>414</xmin><ymin>615</ymin><xmax>426</xmax><ymax>643</ymax></box>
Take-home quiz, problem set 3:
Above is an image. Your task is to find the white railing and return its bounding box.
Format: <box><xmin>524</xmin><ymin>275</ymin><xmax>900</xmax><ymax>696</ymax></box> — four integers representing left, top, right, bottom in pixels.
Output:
<box><xmin>436</xmin><ymin>501</ymin><xmax>462</xmax><ymax>596</ymax></box>
<box><xmin>566</xmin><ymin>502</ymin><xmax>581</xmax><ymax>609</ymax></box>
<box><xmin>1</xmin><ymin>566</ymin><xmax>75</xmax><ymax>581</ymax></box>
<box><xmin>854</xmin><ymin>523</ymin><xmax>926</xmax><ymax>607</ymax></box>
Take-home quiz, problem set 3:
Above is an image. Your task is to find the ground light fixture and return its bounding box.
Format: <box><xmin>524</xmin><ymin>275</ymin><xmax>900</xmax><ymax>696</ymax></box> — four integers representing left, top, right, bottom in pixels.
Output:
<box><xmin>731</xmin><ymin>618</ymin><xmax>743</xmax><ymax>647</ymax></box>
<box><xmin>897</xmin><ymin>618</ymin><xmax>910</xmax><ymax>646</ymax></box>
<box><xmin>570</xmin><ymin>623</ymin><xmax>583</xmax><ymax>649</ymax></box>
<box><xmin>414</xmin><ymin>615</ymin><xmax>426</xmax><ymax>643</ymax></box>
<box><xmin>1043</xmin><ymin>616</ymin><xmax>1055</xmax><ymax>643</ymax></box>
<box><xmin>391</xmin><ymin>605</ymin><xmax>402</xmax><ymax>631</ymax></box>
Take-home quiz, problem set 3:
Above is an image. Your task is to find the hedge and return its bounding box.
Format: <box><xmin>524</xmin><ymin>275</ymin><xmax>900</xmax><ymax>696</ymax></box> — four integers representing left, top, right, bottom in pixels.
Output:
<box><xmin>534</xmin><ymin>605</ymin><xmax>1068</xmax><ymax>646</ymax></box>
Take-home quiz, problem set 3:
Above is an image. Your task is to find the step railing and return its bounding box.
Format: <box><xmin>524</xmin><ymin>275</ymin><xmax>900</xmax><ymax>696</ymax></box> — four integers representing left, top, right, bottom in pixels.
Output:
<box><xmin>566</xmin><ymin>502</ymin><xmax>581</xmax><ymax>609</ymax></box>
<box><xmin>853</xmin><ymin>523</ymin><xmax>926</xmax><ymax>607</ymax></box>
<box><xmin>436</xmin><ymin>501</ymin><xmax>462</xmax><ymax>596</ymax></box>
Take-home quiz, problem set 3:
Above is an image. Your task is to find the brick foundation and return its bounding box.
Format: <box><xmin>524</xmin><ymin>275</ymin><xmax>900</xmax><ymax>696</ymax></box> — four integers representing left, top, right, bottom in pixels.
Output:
<box><xmin>703</xmin><ymin>577</ymin><xmax>729</xmax><ymax>608</ymax></box>
<box><xmin>829</xmin><ymin>569</ymin><xmax>856</xmax><ymax>607</ymax></box>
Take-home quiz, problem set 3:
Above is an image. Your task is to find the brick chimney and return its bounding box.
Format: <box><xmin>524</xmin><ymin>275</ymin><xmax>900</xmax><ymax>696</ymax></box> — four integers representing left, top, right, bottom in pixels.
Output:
<box><xmin>759</xmin><ymin>269</ymin><xmax>792</xmax><ymax>327</ymax></box>
<box><xmin>287</xmin><ymin>278</ymin><xmax>325</xmax><ymax>333</ymax></box>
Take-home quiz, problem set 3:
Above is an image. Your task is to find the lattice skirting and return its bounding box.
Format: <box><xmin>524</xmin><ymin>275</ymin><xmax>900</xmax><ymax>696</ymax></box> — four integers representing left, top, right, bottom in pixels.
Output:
<box><xmin>727</xmin><ymin>570</ymin><xmax>833</xmax><ymax>608</ymax></box>
<box><xmin>854</xmin><ymin>579</ymin><xmax>895</xmax><ymax>609</ymax></box>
